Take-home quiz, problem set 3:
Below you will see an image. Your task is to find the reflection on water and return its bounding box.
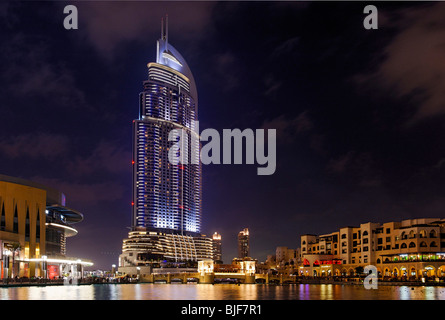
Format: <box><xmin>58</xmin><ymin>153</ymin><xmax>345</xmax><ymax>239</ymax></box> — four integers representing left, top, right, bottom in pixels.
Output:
<box><xmin>0</xmin><ymin>283</ymin><xmax>445</xmax><ymax>300</ymax></box>
<box><xmin>0</xmin><ymin>284</ymin><xmax>96</xmax><ymax>300</ymax></box>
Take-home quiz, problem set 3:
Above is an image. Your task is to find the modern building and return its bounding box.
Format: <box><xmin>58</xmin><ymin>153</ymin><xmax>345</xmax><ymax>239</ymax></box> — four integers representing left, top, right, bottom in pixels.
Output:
<box><xmin>238</xmin><ymin>228</ymin><xmax>250</xmax><ymax>259</ymax></box>
<box><xmin>299</xmin><ymin>218</ymin><xmax>445</xmax><ymax>279</ymax></box>
<box><xmin>119</xmin><ymin>17</ymin><xmax>212</xmax><ymax>272</ymax></box>
<box><xmin>276</xmin><ymin>246</ymin><xmax>290</xmax><ymax>263</ymax></box>
<box><xmin>212</xmin><ymin>232</ymin><xmax>222</xmax><ymax>263</ymax></box>
<box><xmin>0</xmin><ymin>174</ymin><xmax>92</xmax><ymax>279</ymax></box>
<box><xmin>120</xmin><ymin>230</ymin><xmax>212</xmax><ymax>273</ymax></box>
<box><xmin>276</xmin><ymin>246</ymin><xmax>299</xmax><ymax>265</ymax></box>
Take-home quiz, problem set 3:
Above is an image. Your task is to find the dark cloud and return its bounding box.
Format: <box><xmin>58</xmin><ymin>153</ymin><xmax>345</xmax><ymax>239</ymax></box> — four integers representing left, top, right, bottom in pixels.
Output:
<box><xmin>210</xmin><ymin>51</ymin><xmax>241</xmax><ymax>92</ymax></box>
<box><xmin>0</xmin><ymin>133</ymin><xmax>70</xmax><ymax>159</ymax></box>
<box><xmin>355</xmin><ymin>2</ymin><xmax>445</xmax><ymax>123</ymax></box>
<box><xmin>327</xmin><ymin>151</ymin><xmax>354</xmax><ymax>174</ymax></box>
<box><xmin>327</xmin><ymin>151</ymin><xmax>383</xmax><ymax>188</ymax></box>
<box><xmin>77</xmin><ymin>1</ymin><xmax>215</xmax><ymax>57</ymax></box>
<box><xmin>0</xmin><ymin>33</ymin><xmax>86</xmax><ymax>107</ymax></box>
<box><xmin>261</xmin><ymin>111</ymin><xmax>313</xmax><ymax>144</ymax></box>
<box><xmin>31</xmin><ymin>176</ymin><xmax>126</xmax><ymax>208</ymax></box>
<box><xmin>68</xmin><ymin>141</ymin><xmax>131</xmax><ymax>177</ymax></box>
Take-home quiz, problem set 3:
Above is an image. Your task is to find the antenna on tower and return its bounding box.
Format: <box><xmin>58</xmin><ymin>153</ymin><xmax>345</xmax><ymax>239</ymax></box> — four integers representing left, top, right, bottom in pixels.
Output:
<box><xmin>165</xmin><ymin>14</ymin><xmax>169</xmax><ymax>49</ymax></box>
<box><xmin>161</xmin><ymin>16</ymin><xmax>164</xmax><ymax>40</ymax></box>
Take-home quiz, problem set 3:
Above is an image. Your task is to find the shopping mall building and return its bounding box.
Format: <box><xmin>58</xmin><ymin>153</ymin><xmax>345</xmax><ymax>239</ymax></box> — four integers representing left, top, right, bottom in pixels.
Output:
<box><xmin>0</xmin><ymin>174</ymin><xmax>92</xmax><ymax>279</ymax></box>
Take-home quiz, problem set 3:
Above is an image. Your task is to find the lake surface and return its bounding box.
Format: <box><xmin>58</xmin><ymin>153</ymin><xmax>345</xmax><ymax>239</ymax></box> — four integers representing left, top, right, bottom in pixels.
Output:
<box><xmin>0</xmin><ymin>283</ymin><xmax>445</xmax><ymax>300</ymax></box>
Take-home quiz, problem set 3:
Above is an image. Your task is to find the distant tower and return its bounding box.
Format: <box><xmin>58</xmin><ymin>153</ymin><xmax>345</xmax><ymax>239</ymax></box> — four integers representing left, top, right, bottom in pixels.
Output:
<box><xmin>238</xmin><ymin>228</ymin><xmax>250</xmax><ymax>258</ymax></box>
<box><xmin>212</xmin><ymin>232</ymin><xmax>222</xmax><ymax>263</ymax></box>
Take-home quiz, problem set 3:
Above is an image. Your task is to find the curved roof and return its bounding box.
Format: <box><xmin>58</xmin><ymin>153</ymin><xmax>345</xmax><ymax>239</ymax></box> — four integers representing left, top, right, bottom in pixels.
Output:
<box><xmin>156</xmin><ymin>38</ymin><xmax>198</xmax><ymax>112</ymax></box>
<box><xmin>46</xmin><ymin>222</ymin><xmax>78</xmax><ymax>237</ymax></box>
<box><xmin>46</xmin><ymin>204</ymin><xmax>84</xmax><ymax>223</ymax></box>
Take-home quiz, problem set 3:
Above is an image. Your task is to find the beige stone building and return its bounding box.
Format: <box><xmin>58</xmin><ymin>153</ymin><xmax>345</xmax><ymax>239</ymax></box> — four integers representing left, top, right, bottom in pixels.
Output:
<box><xmin>275</xmin><ymin>246</ymin><xmax>300</xmax><ymax>266</ymax></box>
<box><xmin>299</xmin><ymin>218</ymin><xmax>445</xmax><ymax>279</ymax></box>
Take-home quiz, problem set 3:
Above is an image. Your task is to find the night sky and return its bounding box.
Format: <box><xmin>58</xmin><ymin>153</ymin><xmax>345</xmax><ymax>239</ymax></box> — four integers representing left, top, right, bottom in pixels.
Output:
<box><xmin>1</xmin><ymin>1</ymin><xmax>445</xmax><ymax>270</ymax></box>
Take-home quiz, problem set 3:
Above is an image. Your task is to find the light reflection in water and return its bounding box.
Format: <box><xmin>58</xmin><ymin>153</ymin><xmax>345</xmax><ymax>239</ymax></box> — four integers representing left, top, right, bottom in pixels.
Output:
<box><xmin>299</xmin><ymin>284</ymin><xmax>310</xmax><ymax>300</ymax></box>
<box><xmin>399</xmin><ymin>286</ymin><xmax>411</xmax><ymax>300</ymax></box>
<box><xmin>1</xmin><ymin>285</ymin><xmax>96</xmax><ymax>300</ymax></box>
<box><xmin>424</xmin><ymin>287</ymin><xmax>437</xmax><ymax>300</ymax></box>
<box><xmin>0</xmin><ymin>284</ymin><xmax>444</xmax><ymax>300</ymax></box>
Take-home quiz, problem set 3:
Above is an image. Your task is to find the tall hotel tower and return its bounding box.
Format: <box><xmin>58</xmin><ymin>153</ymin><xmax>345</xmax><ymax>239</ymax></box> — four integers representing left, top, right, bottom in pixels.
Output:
<box><xmin>238</xmin><ymin>228</ymin><xmax>250</xmax><ymax>259</ymax></box>
<box><xmin>119</xmin><ymin>17</ymin><xmax>212</xmax><ymax>271</ymax></box>
<box><xmin>134</xmin><ymin>17</ymin><xmax>201</xmax><ymax>234</ymax></box>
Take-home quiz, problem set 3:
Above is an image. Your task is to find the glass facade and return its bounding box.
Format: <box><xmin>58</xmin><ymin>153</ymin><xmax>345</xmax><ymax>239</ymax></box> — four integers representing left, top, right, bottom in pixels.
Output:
<box><xmin>120</xmin><ymin>19</ymin><xmax>213</xmax><ymax>268</ymax></box>
<box><xmin>132</xmin><ymin>35</ymin><xmax>201</xmax><ymax>236</ymax></box>
<box><xmin>121</xmin><ymin>230</ymin><xmax>213</xmax><ymax>266</ymax></box>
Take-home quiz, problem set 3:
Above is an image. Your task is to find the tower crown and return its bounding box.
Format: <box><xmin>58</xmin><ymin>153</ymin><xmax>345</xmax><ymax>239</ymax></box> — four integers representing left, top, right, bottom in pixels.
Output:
<box><xmin>155</xmin><ymin>15</ymin><xmax>198</xmax><ymax>106</ymax></box>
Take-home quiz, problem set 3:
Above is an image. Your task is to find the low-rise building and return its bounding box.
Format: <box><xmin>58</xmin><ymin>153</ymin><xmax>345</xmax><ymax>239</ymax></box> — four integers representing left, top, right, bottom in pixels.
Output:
<box><xmin>299</xmin><ymin>218</ymin><xmax>445</xmax><ymax>279</ymax></box>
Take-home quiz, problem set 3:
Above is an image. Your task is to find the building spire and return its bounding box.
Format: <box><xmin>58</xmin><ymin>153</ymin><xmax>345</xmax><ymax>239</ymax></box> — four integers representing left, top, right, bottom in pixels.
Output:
<box><xmin>160</xmin><ymin>14</ymin><xmax>169</xmax><ymax>53</ymax></box>
<box><xmin>161</xmin><ymin>16</ymin><xmax>164</xmax><ymax>40</ymax></box>
<box><xmin>165</xmin><ymin>14</ymin><xmax>168</xmax><ymax>50</ymax></box>
<box><xmin>161</xmin><ymin>15</ymin><xmax>168</xmax><ymax>41</ymax></box>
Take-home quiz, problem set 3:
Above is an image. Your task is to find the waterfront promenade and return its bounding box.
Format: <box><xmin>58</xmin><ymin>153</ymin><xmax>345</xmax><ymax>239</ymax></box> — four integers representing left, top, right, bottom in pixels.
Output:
<box><xmin>0</xmin><ymin>276</ymin><xmax>134</xmax><ymax>287</ymax></box>
<box><xmin>1</xmin><ymin>274</ymin><xmax>444</xmax><ymax>288</ymax></box>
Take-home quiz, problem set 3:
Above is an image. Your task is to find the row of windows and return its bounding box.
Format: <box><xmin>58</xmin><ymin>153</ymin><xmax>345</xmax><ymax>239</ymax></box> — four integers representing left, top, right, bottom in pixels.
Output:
<box><xmin>142</xmin><ymin>89</ymin><xmax>195</xmax><ymax>126</ymax></box>
<box><xmin>340</xmin><ymin>229</ymin><xmax>439</xmax><ymax>240</ymax></box>
<box><xmin>304</xmin><ymin>230</ymin><xmax>441</xmax><ymax>246</ymax></box>
<box><xmin>304</xmin><ymin>240</ymin><xmax>441</xmax><ymax>253</ymax></box>
<box><xmin>148</xmin><ymin>67</ymin><xmax>191</xmax><ymax>92</ymax></box>
<box><xmin>0</xmin><ymin>205</ymin><xmax>41</xmax><ymax>239</ymax></box>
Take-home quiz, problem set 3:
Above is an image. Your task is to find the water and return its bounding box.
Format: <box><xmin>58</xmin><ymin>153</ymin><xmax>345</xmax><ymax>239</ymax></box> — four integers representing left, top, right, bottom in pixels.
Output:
<box><xmin>0</xmin><ymin>283</ymin><xmax>445</xmax><ymax>300</ymax></box>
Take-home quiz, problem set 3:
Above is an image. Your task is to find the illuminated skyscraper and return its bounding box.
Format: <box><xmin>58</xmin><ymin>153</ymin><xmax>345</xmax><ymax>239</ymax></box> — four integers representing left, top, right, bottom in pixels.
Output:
<box><xmin>238</xmin><ymin>228</ymin><xmax>250</xmax><ymax>258</ymax></box>
<box><xmin>119</xmin><ymin>17</ymin><xmax>210</xmax><ymax>270</ymax></box>
<box><xmin>212</xmin><ymin>232</ymin><xmax>222</xmax><ymax>263</ymax></box>
<box><xmin>132</xmin><ymin>16</ymin><xmax>201</xmax><ymax>234</ymax></box>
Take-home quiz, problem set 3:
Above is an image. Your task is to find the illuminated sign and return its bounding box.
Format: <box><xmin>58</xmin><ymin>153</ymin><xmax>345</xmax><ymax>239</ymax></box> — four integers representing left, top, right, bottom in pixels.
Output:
<box><xmin>48</xmin><ymin>265</ymin><xmax>59</xmax><ymax>279</ymax></box>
